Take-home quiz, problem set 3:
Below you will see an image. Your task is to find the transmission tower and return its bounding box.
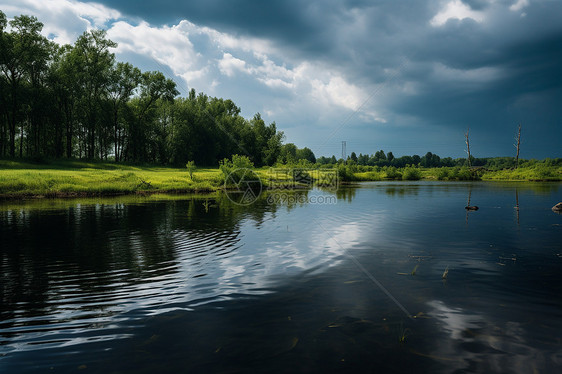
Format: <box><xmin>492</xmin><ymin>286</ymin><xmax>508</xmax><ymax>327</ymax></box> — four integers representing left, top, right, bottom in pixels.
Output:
<box><xmin>341</xmin><ymin>141</ymin><xmax>346</xmax><ymax>161</ymax></box>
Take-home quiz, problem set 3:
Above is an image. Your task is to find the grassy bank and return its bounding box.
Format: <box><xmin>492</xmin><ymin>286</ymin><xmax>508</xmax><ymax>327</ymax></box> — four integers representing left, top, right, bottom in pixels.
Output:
<box><xmin>1</xmin><ymin>159</ymin><xmax>561</xmax><ymax>199</ymax></box>
<box><xmin>0</xmin><ymin>159</ymin><xmax>224</xmax><ymax>198</ymax></box>
<box><xmin>345</xmin><ymin>164</ymin><xmax>562</xmax><ymax>182</ymax></box>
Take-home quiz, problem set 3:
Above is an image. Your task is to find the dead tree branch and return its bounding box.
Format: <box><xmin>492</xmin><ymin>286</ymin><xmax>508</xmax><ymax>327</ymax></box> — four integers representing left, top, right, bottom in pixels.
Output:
<box><xmin>514</xmin><ymin>123</ymin><xmax>521</xmax><ymax>169</ymax></box>
<box><xmin>465</xmin><ymin>127</ymin><xmax>471</xmax><ymax>167</ymax></box>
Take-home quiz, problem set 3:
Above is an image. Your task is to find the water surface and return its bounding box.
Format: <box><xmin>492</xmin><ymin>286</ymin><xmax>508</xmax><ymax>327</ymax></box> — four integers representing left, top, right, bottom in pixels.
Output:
<box><xmin>1</xmin><ymin>182</ymin><xmax>561</xmax><ymax>373</ymax></box>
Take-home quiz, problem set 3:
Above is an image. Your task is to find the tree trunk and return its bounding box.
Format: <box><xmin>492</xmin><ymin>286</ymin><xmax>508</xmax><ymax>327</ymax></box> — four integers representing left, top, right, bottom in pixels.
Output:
<box><xmin>514</xmin><ymin>123</ymin><xmax>521</xmax><ymax>168</ymax></box>
<box><xmin>465</xmin><ymin>127</ymin><xmax>471</xmax><ymax>167</ymax></box>
<box><xmin>9</xmin><ymin>83</ymin><xmax>17</xmax><ymax>157</ymax></box>
<box><xmin>65</xmin><ymin>100</ymin><xmax>73</xmax><ymax>158</ymax></box>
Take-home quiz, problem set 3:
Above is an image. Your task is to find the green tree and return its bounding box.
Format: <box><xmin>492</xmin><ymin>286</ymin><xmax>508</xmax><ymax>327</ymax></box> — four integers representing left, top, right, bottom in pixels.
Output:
<box><xmin>357</xmin><ymin>153</ymin><xmax>369</xmax><ymax>165</ymax></box>
<box><xmin>296</xmin><ymin>147</ymin><xmax>316</xmax><ymax>163</ymax></box>
<box><xmin>240</xmin><ymin>113</ymin><xmax>281</xmax><ymax>166</ymax></box>
<box><xmin>106</xmin><ymin>62</ymin><xmax>141</xmax><ymax>161</ymax></box>
<box><xmin>421</xmin><ymin>152</ymin><xmax>433</xmax><ymax>167</ymax></box>
<box><xmin>386</xmin><ymin>151</ymin><xmax>395</xmax><ymax>164</ymax></box>
<box><xmin>127</xmin><ymin>71</ymin><xmax>178</xmax><ymax>162</ymax></box>
<box><xmin>72</xmin><ymin>29</ymin><xmax>117</xmax><ymax>159</ymax></box>
<box><xmin>0</xmin><ymin>11</ymin><xmax>7</xmax><ymax>156</ymax></box>
<box><xmin>278</xmin><ymin>143</ymin><xmax>297</xmax><ymax>164</ymax></box>
<box><xmin>0</xmin><ymin>14</ymin><xmax>47</xmax><ymax>157</ymax></box>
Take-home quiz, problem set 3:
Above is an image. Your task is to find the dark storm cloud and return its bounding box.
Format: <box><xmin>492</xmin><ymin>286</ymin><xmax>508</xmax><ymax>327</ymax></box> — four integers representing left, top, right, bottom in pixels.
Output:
<box><xmin>83</xmin><ymin>0</ymin><xmax>561</xmax><ymax>157</ymax></box>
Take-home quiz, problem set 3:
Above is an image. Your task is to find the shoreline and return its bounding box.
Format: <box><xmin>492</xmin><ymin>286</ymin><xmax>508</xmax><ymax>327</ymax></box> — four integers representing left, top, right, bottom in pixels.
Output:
<box><xmin>1</xmin><ymin>178</ymin><xmax>560</xmax><ymax>202</ymax></box>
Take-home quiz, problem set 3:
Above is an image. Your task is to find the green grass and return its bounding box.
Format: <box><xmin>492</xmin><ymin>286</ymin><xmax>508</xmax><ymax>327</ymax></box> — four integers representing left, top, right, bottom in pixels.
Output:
<box><xmin>0</xmin><ymin>159</ymin><xmax>223</xmax><ymax>198</ymax></box>
<box><xmin>1</xmin><ymin>159</ymin><xmax>561</xmax><ymax>199</ymax></box>
<box><xmin>480</xmin><ymin>165</ymin><xmax>562</xmax><ymax>181</ymax></box>
<box><xmin>353</xmin><ymin>165</ymin><xmax>562</xmax><ymax>182</ymax></box>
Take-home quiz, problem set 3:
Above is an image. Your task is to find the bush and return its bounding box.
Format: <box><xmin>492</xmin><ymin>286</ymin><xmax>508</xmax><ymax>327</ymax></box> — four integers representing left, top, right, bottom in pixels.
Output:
<box><xmin>437</xmin><ymin>168</ymin><xmax>449</xmax><ymax>180</ymax></box>
<box><xmin>402</xmin><ymin>167</ymin><xmax>421</xmax><ymax>180</ymax></box>
<box><xmin>219</xmin><ymin>155</ymin><xmax>255</xmax><ymax>185</ymax></box>
<box><xmin>385</xmin><ymin>166</ymin><xmax>402</xmax><ymax>180</ymax></box>
<box><xmin>448</xmin><ymin>167</ymin><xmax>480</xmax><ymax>180</ymax></box>
<box><xmin>532</xmin><ymin>164</ymin><xmax>556</xmax><ymax>180</ymax></box>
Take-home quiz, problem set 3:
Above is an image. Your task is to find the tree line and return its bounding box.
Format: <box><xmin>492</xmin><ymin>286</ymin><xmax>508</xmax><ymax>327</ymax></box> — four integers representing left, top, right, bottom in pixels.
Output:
<box><xmin>317</xmin><ymin>150</ymin><xmax>476</xmax><ymax>168</ymax></box>
<box><xmin>0</xmin><ymin>11</ymin><xmax>287</xmax><ymax>166</ymax></box>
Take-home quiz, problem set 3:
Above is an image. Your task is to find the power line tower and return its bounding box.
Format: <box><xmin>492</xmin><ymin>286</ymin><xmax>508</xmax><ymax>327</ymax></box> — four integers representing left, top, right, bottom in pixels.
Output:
<box><xmin>341</xmin><ymin>141</ymin><xmax>346</xmax><ymax>161</ymax></box>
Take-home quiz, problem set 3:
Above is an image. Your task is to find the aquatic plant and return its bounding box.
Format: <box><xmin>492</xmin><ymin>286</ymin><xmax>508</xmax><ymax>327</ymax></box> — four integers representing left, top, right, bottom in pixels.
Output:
<box><xmin>397</xmin><ymin>322</ymin><xmax>411</xmax><ymax>344</ymax></box>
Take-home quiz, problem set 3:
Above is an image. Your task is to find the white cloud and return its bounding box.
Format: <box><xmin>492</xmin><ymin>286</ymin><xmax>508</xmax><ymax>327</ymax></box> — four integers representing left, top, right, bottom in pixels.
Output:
<box><xmin>2</xmin><ymin>0</ymin><xmax>121</xmax><ymax>44</ymax></box>
<box><xmin>3</xmin><ymin>0</ymin><xmax>389</xmax><ymax>134</ymax></box>
<box><xmin>107</xmin><ymin>20</ymin><xmax>206</xmax><ymax>86</ymax></box>
<box><xmin>430</xmin><ymin>0</ymin><xmax>485</xmax><ymax>27</ymax></box>
<box><xmin>510</xmin><ymin>0</ymin><xmax>530</xmax><ymax>12</ymax></box>
<box><xmin>218</xmin><ymin>53</ymin><xmax>247</xmax><ymax>77</ymax></box>
<box><xmin>199</xmin><ymin>25</ymin><xmax>274</xmax><ymax>56</ymax></box>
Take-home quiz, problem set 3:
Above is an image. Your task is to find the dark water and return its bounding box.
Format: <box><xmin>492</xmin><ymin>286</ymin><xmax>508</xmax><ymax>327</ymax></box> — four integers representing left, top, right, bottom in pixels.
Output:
<box><xmin>1</xmin><ymin>182</ymin><xmax>561</xmax><ymax>373</ymax></box>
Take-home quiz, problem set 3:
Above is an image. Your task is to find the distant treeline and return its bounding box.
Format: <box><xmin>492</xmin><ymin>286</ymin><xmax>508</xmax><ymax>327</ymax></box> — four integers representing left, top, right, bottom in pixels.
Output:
<box><xmin>318</xmin><ymin>151</ymin><xmax>562</xmax><ymax>170</ymax></box>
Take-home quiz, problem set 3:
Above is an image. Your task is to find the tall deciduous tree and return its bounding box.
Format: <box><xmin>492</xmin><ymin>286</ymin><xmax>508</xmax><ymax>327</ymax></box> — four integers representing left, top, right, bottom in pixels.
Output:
<box><xmin>72</xmin><ymin>29</ymin><xmax>116</xmax><ymax>159</ymax></box>
<box><xmin>0</xmin><ymin>11</ymin><xmax>7</xmax><ymax>156</ymax></box>
<box><xmin>48</xmin><ymin>44</ymin><xmax>78</xmax><ymax>158</ymax></box>
<box><xmin>0</xmin><ymin>14</ymin><xmax>46</xmax><ymax>157</ymax></box>
<box><xmin>12</xmin><ymin>16</ymin><xmax>51</xmax><ymax>157</ymax></box>
<box><xmin>127</xmin><ymin>71</ymin><xmax>178</xmax><ymax>162</ymax></box>
<box><xmin>106</xmin><ymin>62</ymin><xmax>141</xmax><ymax>161</ymax></box>
<box><xmin>296</xmin><ymin>147</ymin><xmax>316</xmax><ymax>164</ymax></box>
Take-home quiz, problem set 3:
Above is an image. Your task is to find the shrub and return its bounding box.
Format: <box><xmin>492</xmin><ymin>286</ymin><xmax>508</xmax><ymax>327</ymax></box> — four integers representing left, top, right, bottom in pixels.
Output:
<box><xmin>337</xmin><ymin>164</ymin><xmax>356</xmax><ymax>182</ymax></box>
<box><xmin>385</xmin><ymin>166</ymin><xmax>402</xmax><ymax>180</ymax></box>
<box><xmin>437</xmin><ymin>168</ymin><xmax>449</xmax><ymax>180</ymax></box>
<box><xmin>402</xmin><ymin>167</ymin><xmax>421</xmax><ymax>180</ymax></box>
<box><xmin>219</xmin><ymin>155</ymin><xmax>255</xmax><ymax>185</ymax></box>
<box><xmin>186</xmin><ymin>161</ymin><xmax>196</xmax><ymax>180</ymax></box>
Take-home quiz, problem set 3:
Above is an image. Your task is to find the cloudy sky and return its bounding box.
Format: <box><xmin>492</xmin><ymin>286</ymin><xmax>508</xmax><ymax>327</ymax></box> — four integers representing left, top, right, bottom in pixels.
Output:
<box><xmin>2</xmin><ymin>0</ymin><xmax>561</xmax><ymax>158</ymax></box>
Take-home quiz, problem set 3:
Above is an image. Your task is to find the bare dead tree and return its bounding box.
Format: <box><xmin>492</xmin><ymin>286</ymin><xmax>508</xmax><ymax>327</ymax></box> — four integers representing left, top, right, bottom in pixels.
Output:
<box><xmin>514</xmin><ymin>123</ymin><xmax>521</xmax><ymax>168</ymax></box>
<box><xmin>465</xmin><ymin>127</ymin><xmax>471</xmax><ymax>167</ymax></box>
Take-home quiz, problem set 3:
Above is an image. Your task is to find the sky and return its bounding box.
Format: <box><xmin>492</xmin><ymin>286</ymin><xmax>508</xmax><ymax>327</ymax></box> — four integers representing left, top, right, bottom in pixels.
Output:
<box><xmin>1</xmin><ymin>0</ymin><xmax>561</xmax><ymax>158</ymax></box>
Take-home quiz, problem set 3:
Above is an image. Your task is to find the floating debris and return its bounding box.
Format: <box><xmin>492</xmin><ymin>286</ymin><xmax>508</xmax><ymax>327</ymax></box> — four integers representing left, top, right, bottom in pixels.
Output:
<box><xmin>442</xmin><ymin>266</ymin><xmax>449</xmax><ymax>280</ymax></box>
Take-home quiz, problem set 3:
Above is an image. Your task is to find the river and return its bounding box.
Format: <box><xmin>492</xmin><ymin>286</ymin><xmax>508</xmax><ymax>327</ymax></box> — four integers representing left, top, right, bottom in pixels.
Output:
<box><xmin>1</xmin><ymin>182</ymin><xmax>561</xmax><ymax>373</ymax></box>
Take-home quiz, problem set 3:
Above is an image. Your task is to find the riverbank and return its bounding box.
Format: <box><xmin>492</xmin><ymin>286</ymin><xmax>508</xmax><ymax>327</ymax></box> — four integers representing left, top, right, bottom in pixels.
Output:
<box><xmin>0</xmin><ymin>160</ymin><xmax>223</xmax><ymax>199</ymax></box>
<box><xmin>1</xmin><ymin>159</ymin><xmax>561</xmax><ymax>199</ymax></box>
